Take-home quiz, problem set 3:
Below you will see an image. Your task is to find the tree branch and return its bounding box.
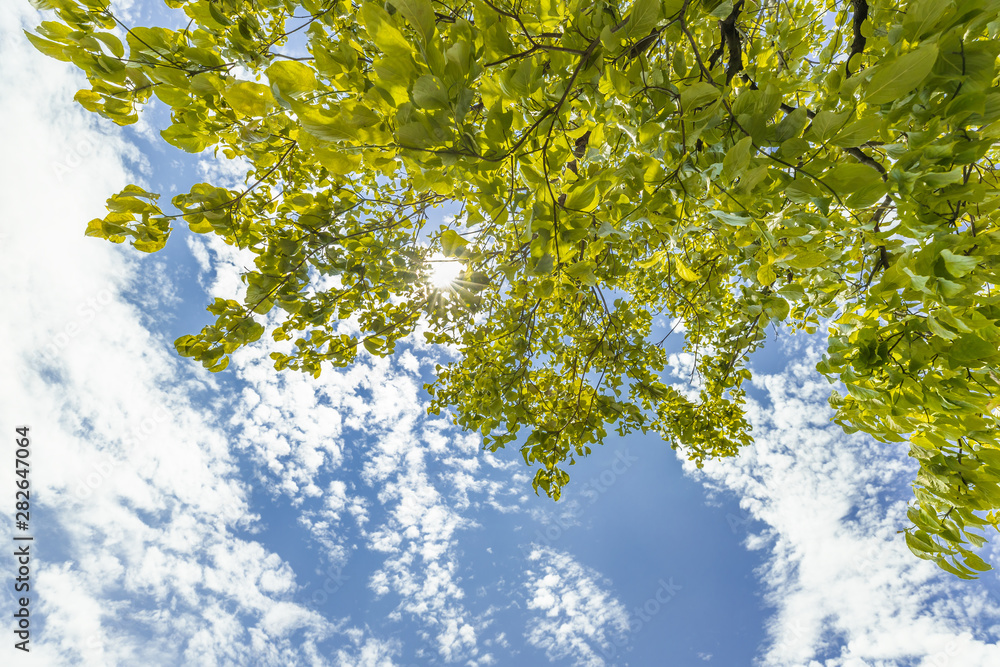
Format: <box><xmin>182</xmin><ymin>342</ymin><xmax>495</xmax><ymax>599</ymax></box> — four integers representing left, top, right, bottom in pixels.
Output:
<box><xmin>846</xmin><ymin>0</ymin><xmax>869</xmax><ymax>77</ymax></box>
<box><xmin>844</xmin><ymin>146</ymin><xmax>887</xmax><ymax>178</ymax></box>
<box><xmin>720</xmin><ymin>1</ymin><xmax>745</xmax><ymax>84</ymax></box>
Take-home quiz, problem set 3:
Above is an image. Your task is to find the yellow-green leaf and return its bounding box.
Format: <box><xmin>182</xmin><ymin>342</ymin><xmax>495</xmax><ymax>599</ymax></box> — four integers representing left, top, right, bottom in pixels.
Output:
<box><xmin>222</xmin><ymin>81</ymin><xmax>276</xmax><ymax>116</ymax></box>
<box><xmin>675</xmin><ymin>256</ymin><xmax>700</xmax><ymax>281</ymax></box>
<box><xmin>865</xmin><ymin>44</ymin><xmax>939</xmax><ymax>105</ymax></box>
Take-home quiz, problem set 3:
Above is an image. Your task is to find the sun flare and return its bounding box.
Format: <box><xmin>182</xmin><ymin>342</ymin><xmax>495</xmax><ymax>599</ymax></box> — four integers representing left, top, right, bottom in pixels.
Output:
<box><xmin>427</xmin><ymin>254</ymin><xmax>463</xmax><ymax>289</ymax></box>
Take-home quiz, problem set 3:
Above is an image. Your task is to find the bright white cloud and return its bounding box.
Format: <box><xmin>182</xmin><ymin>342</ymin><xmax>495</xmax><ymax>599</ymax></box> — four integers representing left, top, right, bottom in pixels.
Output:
<box><xmin>682</xmin><ymin>340</ymin><xmax>1000</xmax><ymax>667</ymax></box>
<box><xmin>225</xmin><ymin>330</ymin><xmax>507</xmax><ymax>664</ymax></box>
<box><xmin>335</xmin><ymin>628</ymin><xmax>400</xmax><ymax>667</ymax></box>
<box><xmin>0</xmin><ymin>5</ymin><xmax>392</xmax><ymax>664</ymax></box>
<box><xmin>185</xmin><ymin>220</ymin><xmax>531</xmax><ymax>664</ymax></box>
<box><xmin>522</xmin><ymin>546</ymin><xmax>630</xmax><ymax>667</ymax></box>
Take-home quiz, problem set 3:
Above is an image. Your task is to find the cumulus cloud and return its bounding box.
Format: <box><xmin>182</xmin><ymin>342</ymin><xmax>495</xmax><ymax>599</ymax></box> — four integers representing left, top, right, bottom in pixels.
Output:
<box><xmin>682</xmin><ymin>340</ymin><xmax>1000</xmax><ymax>667</ymax></box>
<box><xmin>224</xmin><ymin>328</ymin><xmax>518</xmax><ymax>664</ymax></box>
<box><xmin>0</xmin><ymin>5</ymin><xmax>390</xmax><ymax>664</ymax></box>
<box><xmin>184</xmin><ymin>210</ymin><xmax>532</xmax><ymax>664</ymax></box>
<box><xmin>522</xmin><ymin>546</ymin><xmax>630</xmax><ymax>667</ymax></box>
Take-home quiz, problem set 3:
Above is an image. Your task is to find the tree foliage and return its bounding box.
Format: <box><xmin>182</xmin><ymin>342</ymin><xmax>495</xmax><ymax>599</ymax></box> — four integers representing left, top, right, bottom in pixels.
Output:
<box><xmin>29</xmin><ymin>0</ymin><xmax>1000</xmax><ymax>577</ymax></box>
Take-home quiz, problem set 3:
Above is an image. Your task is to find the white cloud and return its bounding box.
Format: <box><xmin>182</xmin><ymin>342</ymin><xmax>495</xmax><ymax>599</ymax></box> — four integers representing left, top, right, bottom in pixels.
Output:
<box><xmin>227</xmin><ymin>336</ymin><xmax>494</xmax><ymax>663</ymax></box>
<box><xmin>522</xmin><ymin>546</ymin><xmax>630</xmax><ymax>667</ymax></box>
<box><xmin>197</xmin><ymin>154</ymin><xmax>253</xmax><ymax>189</ymax></box>
<box><xmin>183</xmin><ymin>219</ymin><xmax>531</xmax><ymax>664</ymax></box>
<box><xmin>335</xmin><ymin>629</ymin><xmax>400</xmax><ymax>667</ymax></box>
<box><xmin>0</xmin><ymin>5</ymin><xmax>397</xmax><ymax>665</ymax></box>
<box><xmin>683</xmin><ymin>339</ymin><xmax>1000</xmax><ymax>667</ymax></box>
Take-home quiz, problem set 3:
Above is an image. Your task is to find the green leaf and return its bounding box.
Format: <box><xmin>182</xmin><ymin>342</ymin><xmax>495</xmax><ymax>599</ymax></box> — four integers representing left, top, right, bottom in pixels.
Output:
<box><xmin>360</xmin><ymin>2</ymin><xmax>415</xmax><ymax>61</ymax></box>
<box><xmin>563</xmin><ymin>179</ymin><xmax>599</xmax><ymax>211</ymax></box>
<box><xmin>93</xmin><ymin>32</ymin><xmax>125</xmax><ymax>58</ymax></box>
<box><xmin>926</xmin><ymin>314</ymin><xmax>957</xmax><ymax>340</ymax></box>
<box><xmin>627</xmin><ymin>0</ymin><xmax>662</xmax><ymax>38</ymax></box>
<box><xmin>440</xmin><ymin>229</ymin><xmax>468</xmax><ymax>256</ymax></box>
<box><xmin>24</xmin><ymin>30</ymin><xmax>68</xmax><ymax>61</ymax></box>
<box><xmin>846</xmin><ymin>383</ymin><xmax>881</xmax><ymax>401</ymax></box>
<box><xmin>675</xmin><ymin>256</ymin><xmax>700</xmax><ymax>281</ymax></box>
<box><xmin>565</xmin><ymin>261</ymin><xmax>598</xmax><ymax>286</ymax></box>
<box><xmin>394</xmin><ymin>0</ymin><xmax>435</xmax><ymax>42</ymax></box>
<box><xmin>804</xmin><ymin>110</ymin><xmax>849</xmax><ymax>143</ymax></box>
<box><xmin>208</xmin><ymin>1</ymin><xmax>233</xmax><ymax>27</ymax></box>
<box><xmin>757</xmin><ymin>262</ymin><xmax>776</xmax><ymax>285</ymax></box>
<box><xmin>832</xmin><ymin>116</ymin><xmax>881</xmax><ymax>148</ymax></box>
<box><xmin>266</xmin><ymin>60</ymin><xmax>317</xmax><ymax>98</ymax></box>
<box><xmin>905</xmin><ymin>531</ymin><xmax>932</xmax><ymax>557</ymax></box>
<box><xmin>921</xmin><ymin>168</ymin><xmax>964</xmax><ymax>188</ymax></box>
<box><xmin>773</xmin><ymin>107</ymin><xmax>809</xmax><ymax>142</ymax></box>
<box><xmin>160</xmin><ymin>124</ymin><xmax>210</xmax><ymax>153</ymax></box>
<box><xmin>936</xmin><ymin>557</ymin><xmax>974</xmax><ymax>579</ymax></box>
<box><xmin>902</xmin><ymin>0</ymin><xmax>954</xmax><ymax>40</ymax></box>
<box><xmin>939</xmin><ymin>249</ymin><xmax>979</xmax><ymax>277</ymax></box>
<box><xmin>777</xmin><ymin>283</ymin><xmax>805</xmax><ymax>300</ymax></box>
<box><xmin>723</xmin><ymin>136</ymin><xmax>754</xmax><ymax>182</ymax></box>
<box><xmin>363</xmin><ymin>336</ymin><xmax>383</xmax><ymax>355</ymax></box>
<box><xmin>412</xmin><ymin>74</ymin><xmax>450</xmax><ymax>109</ymax></box>
<box><xmin>846</xmin><ymin>181</ymin><xmax>889</xmax><ymax>208</ymax></box>
<box><xmin>533</xmin><ymin>254</ymin><xmax>554</xmax><ymax>275</ymax></box>
<box><xmin>785</xmin><ymin>250</ymin><xmax>829</xmax><ymax>269</ymax></box>
<box><xmin>680</xmin><ymin>82</ymin><xmax>721</xmax><ymax>111</ymax></box>
<box><xmin>707</xmin><ymin>0</ymin><xmax>734</xmax><ymax>19</ymax></box>
<box><xmin>763</xmin><ymin>296</ymin><xmax>789</xmax><ymax>320</ymax></box>
<box><xmin>823</xmin><ymin>163</ymin><xmax>883</xmax><ymax>194</ymax></box>
<box><xmin>708</xmin><ymin>210</ymin><xmax>751</xmax><ymax>226</ymax></box>
<box><xmin>963</xmin><ymin>552</ymin><xmax>992</xmax><ymax>572</ymax></box>
<box><xmin>952</xmin><ymin>334</ymin><xmax>995</xmax><ymax>362</ymax></box>
<box><xmin>865</xmin><ymin>44</ymin><xmax>939</xmax><ymax>105</ymax></box>
<box><xmin>663</xmin><ymin>0</ymin><xmax>685</xmax><ymax>17</ymax></box>
<box><xmin>74</xmin><ymin>89</ymin><xmax>103</xmax><ymax>112</ymax></box>
<box><xmin>222</xmin><ymin>81</ymin><xmax>276</xmax><ymax>116</ymax></box>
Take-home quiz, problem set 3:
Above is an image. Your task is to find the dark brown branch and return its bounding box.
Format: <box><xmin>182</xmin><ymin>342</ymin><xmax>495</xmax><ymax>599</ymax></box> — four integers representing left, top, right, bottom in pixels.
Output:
<box><xmin>708</xmin><ymin>44</ymin><xmax>725</xmax><ymax>70</ymax></box>
<box><xmin>779</xmin><ymin>101</ymin><xmax>816</xmax><ymax>119</ymax></box>
<box><xmin>844</xmin><ymin>146</ymin><xmax>887</xmax><ymax>178</ymax></box>
<box><xmin>626</xmin><ymin>29</ymin><xmax>661</xmax><ymax>60</ymax></box>
<box><xmin>860</xmin><ymin>194</ymin><xmax>894</xmax><ymax>291</ymax></box>
<box><xmin>721</xmin><ymin>1</ymin><xmax>745</xmax><ymax>84</ymax></box>
<box><xmin>846</xmin><ymin>0</ymin><xmax>869</xmax><ymax>77</ymax></box>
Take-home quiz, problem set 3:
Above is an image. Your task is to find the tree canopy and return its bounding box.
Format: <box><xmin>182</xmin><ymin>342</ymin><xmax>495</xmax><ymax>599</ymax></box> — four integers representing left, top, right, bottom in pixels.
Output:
<box><xmin>29</xmin><ymin>0</ymin><xmax>1000</xmax><ymax>578</ymax></box>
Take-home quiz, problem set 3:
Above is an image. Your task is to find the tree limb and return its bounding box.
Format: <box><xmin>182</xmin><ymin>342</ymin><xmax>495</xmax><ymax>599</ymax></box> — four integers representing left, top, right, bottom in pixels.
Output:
<box><xmin>720</xmin><ymin>1</ymin><xmax>745</xmax><ymax>84</ymax></box>
<box><xmin>846</xmin><ymin>0</ymin><xmax>869</xmax><ymax>77</ymax></box>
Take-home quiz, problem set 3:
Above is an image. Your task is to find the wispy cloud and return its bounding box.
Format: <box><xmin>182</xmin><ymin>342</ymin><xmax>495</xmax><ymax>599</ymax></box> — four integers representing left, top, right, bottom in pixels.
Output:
<box><xmin>188</xmin><ymin>220</ymin><xmax>532</xmax><ymax>664</ymax></box>
<box><xmin>682</xmin><ymin>340</ymin><xmax>1000</xmax><ymax>666</ymax></box>
<box><xmin>0</xmin><ymin>5</ymin><xmax>395</xmax><ymax>664</ymax></box>
<box><xmin>224</xmin><ymin>321</ymin><xmax>519</xmax><ymax>664</ymax></box>
<box><xmin>522</xmin><ymin>546</ymin><xmax>630</xmax><ymax>666</ymax></box>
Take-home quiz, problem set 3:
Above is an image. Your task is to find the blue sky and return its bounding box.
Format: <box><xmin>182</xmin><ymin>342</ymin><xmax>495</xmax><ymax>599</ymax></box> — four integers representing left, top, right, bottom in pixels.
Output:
<box><xmin>3</xmin><ymin>2</ymin><xmax>1000</xmax><ymax>665</ymax></box>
